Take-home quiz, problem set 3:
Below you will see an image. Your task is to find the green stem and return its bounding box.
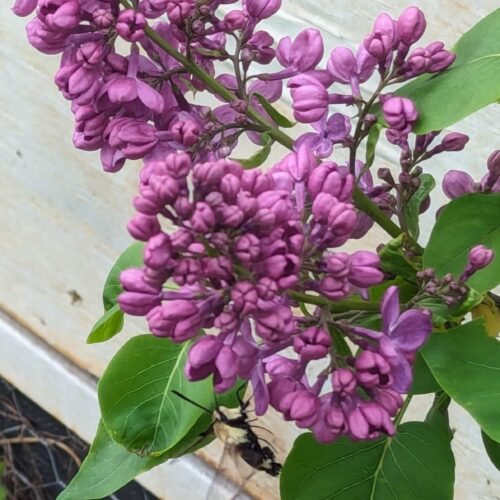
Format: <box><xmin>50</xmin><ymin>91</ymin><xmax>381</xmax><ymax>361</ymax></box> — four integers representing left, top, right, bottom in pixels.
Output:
<box><xmin>394</xmin><ymin>394</ymin><xmax>412</xmax><ymax>427</ymax></box>
<box><xmin>289</xmin><ymin>291</ymin><xmax>380</xmax><ymax>313</ymax></box>
<box><xmin>125</xmin><ymin>6</ymin><xmax>413</xmax><ymax>242</ymax></box>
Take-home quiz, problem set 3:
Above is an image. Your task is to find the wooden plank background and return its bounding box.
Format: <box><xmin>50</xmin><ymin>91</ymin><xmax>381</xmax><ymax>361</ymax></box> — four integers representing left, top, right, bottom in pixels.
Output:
<box><xmin>1</xmin><ymin>1</ymin><xmax>500</xmax><ymax>498</ymax></box>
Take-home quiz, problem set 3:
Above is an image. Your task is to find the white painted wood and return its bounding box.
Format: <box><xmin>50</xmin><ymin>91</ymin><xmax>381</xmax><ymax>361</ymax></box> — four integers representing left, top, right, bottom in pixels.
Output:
<box><xmin>1</xmin><ymin>1</ymin><xmax>500</xmax><ymax>498</ymax></box>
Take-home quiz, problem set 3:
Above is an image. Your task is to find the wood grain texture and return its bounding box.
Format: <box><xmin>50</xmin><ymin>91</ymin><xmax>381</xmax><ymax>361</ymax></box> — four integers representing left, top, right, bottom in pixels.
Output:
<box><xmin>1</xmin><ymin>1</ymin><xmax>499</xmax><ymax>498</ymax></box>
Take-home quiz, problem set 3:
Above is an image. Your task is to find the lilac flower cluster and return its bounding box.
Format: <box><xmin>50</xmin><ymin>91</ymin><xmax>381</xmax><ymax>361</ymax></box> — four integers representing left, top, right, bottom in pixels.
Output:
<box><xmin>12</xmin><ymin>0</ymin><xmax>454</xmax><ymax>442</ymax></box>
<box><xmin>267</xmin><ymin>286</ymin><xmax>431</xmax><ymax>442</ymax></box>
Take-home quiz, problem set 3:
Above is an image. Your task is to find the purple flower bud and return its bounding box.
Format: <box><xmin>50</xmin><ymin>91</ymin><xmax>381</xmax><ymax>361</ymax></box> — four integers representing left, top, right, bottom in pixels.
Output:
<box><xmin>363</xmin><ymin>13</ymin><xmax>397</xmax><ymax>61</ymax></box>
<box><xmin>144</xmin><ymin>232</ymin><xmax>171</xmax><ymax>269</ymax></box>
<box><xmin>279</xmin><ymin>390</ymin><xmax>319</xmax><ymax>428</ymax></box>
<box><xmin>186</xmin><ymin>335</ymin><xmax>220</xmax><ymax>381</ymax></box>
<box><xmin>354</xmin><ymin>351</ymin><xmax>392</xmax><ymax>387</ymax></box>
<box><xmin>348</xmin><ymin>251</ymin><xmax>383</xmax><ymax>288</ymax></box>
<box><xmin>101</xmin><ymin>118</ymin><xmax>158</xmax><ymax>172</ymax></box>
<box><xmin>255</xmin><ymin>305</ymin><xmax>295</xmax><ymax>343</ymax></box>
<box><xmin>276</xmin><ymin>29</ymin><xmax>324</xmax><ymax>73</ymax></box>
<box><xmin>308</xmin><ymin>162</ymin><xmax>353</xmax><ymax>201</ymax></box>
<box><xmin>223</xmin><ymin>10</ymin><xmax>247</xmax><ymax>30</ymax></box>
<box><xmin>348</xmin><ymin>402</ymin><xmax>394</xmax><ymax>440</ymax></box>
<box><xmin>76</xmin><ymin>42</ymin><xmax>107</xmax><ymax>66</ymax></box>
<box><xmin>288</xmin><ymin>74</ymin><xmax>328</xmax><ymax>124</ymax></box>
<box><xmin>442</xmin><ymin>170</ymin><xmax>475</xmax><ymax>199</ymax></box>
<box><xmin>487</xmin><ymin>150</ymin><xmax>500</xmax><ymax>177</ymax></box>
<box><xmin>468</xmin><ymin>245</ymin><xmax>494</xmax><ymax>270</ymax></box>
<box><xmin>382</xmin><ymin>97</ymin><xmax>418</xmax><ymax>133</ymax></box>
<box><xmin>220</xmin><ymin>173</ymin><xmax>241</xmax><ymax>202</ymax></box>
<box><xmin>234</xmin><ymin>234</ymin><xmax>261</xmax><ymax>263</ymax></box>
<box><xmin>117</xmin><ymin>268</ymin><xmax>162</xmax><ymax>315</ymax></box>
<box><xmin>440</xmin><ymin>132</ymin><xmax>469</xmax><ymax>152</ymax></box>
<box><xmin>374</xmin><ymin>388</ymin><xmax>403</xmax><ymax>416</ymax></box>
<box><xmin>38</xmin><ymin>0</ymin><xmax>81</xmax><ymax>30</ymax></box>
<box><xmin>147</xmin><ymin>174</ymin><xmax>180</xmax><ymax>205</ymax></box>
<box><xmin>173</xmin><ymin>258</ymin><xmax>202</xmax><ymax>286</ymax></box>
<box><xmin>405</xmin><ymin>41</ymin><xmax>455</xmax><ymax>77</ymax></box>
<box><xmin>324</xmin><ymin>252</ymin><xmax>350</xmax><ymax>277</ymax></box>
<box><xmin>231</xmin><ymin>282</ymin><xmax>258</xmax><ymax>315</ymax></box>
<box><xmin>327</xmin><ymin>202</ymin><xmax>357</xmax><ymax>236</ymax></box>
<box><xmin>93</xmin><ymin>8</ymin><xmax>114</xmax><ymax>28</ymax></box>
<box><xmin>245</xmin><ymin>0</ymin><xmax>281</xmax><ymax>20</ymax></box>
<box><xmin>12</xmin><ymin>0</ymin><xmax>37</xmax><ymax>17</ymax></box>
<box><xmin>55</xmin><ymin>63</ymin><xmax>100</xmax><ymax>106</ymax></box>
<box><xmin>293</xmin><ymin>327</ymin><xmax>331</xmax><ymax>361</ymax></box>
<box><xmin>170</xmin><ymin>120</ymin><xmax>200</xmax><ymax>147</ymax></box>
<box><xmin>166</xmin><ymin>0</ymin><xmax>194</xmax><ymax>24</ymax></box>
<box><xmin>127</xmin><ymin>213</ymin><xmax>161</xmax><ymax>241</ymax></box>
<box><xmin>147</xmin><ymin>300</ymin><xmax>201</xmax><ymax>340</ymax></box>
<box><xmin>214</xmin><ymin>310</ymin><xmax>239</xmax><ymax>333</ymax></box>
<box><xmin>165</xmin><ymin>152</ymin><xmax>192</xmax><ymax>178</ymax></box>
<box><xmin>396</xmin><ymin>6</ymin><xmax>426</xmax><ymax>46</ymax></box>
<box><xmin>214</xmin><ymin>345</ymin><xmax>239</xmax><ymax>391</ymax></box>
<box><xmin>26</xmin><ymin>19</ymin><xmax>69</xmax><ymax>54</ymax></box>
<box><xmin>116</xmin><ymin>9</ymin><xmax>147</xmax><ymax>42</ymax></box>
<box><xmin>190</xmin><ymin>202</ymin><xmax>215</xmax><ymax>232</ymax></box>
<box><xmin>256</xmin><ymin>277</ymin><xmax>278</xmax><ymax>300</ymax></box>
<box><xmin>318</xmin><ymin>276</ymin><xmax>349</xmax><ymax>300</ymax></box>
<box><xmin>72</xmin><ymin>105</ymin><xmax>108</xmax><ymax>151</ymax></box>
<box><xmin>332</xmin><ymin>368</ymin><xmax>357</xmax><ymax>395</ymax></box>
<box><xmin>327</xmin><ymin>46</ymin><xmax>376</xmax><ymax>91</ymax></box>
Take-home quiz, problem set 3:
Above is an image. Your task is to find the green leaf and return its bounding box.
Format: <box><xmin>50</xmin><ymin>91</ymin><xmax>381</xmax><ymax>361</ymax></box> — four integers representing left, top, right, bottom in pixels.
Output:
<box><xmin>482</xmin><ymin>431</ymin><xmax>500</xmax><ymax>470</ymax></box>
<box><xmin>397</xmin><ymin>9</ymin><xmax>500</xmax><ymax>133</ymax></box>
<box><xmin>423</xmin><ymin>194</ymin><xmax>500</xmax><ymax>293</ymax></box>
<box><xmin>425</xmin><ymin>393</ymin><xmax>453</xmax><ymax>442</ymax></box>
<box><xmin>86</xmin><ymin>304</ymin><xmax>124</xmax><ymax>344</ymax></box>
<box><xmin>280</xmin><ymin>421</ymin><xmax>454</xmax><ymax>500</ymax></box>
<box><xmin>369</xmin><ymin>276</ymin><xmax>418</xmax><ymax>303</ymax></box>
<box><xmin>103</xmin><ymin>243</ymin><xmax>144</xmax><ymax>310</ymax></box>
<box><xmin>378</xmin><ymin>234</ymin><xmax>419</xmax><ymax>282</ymax></box>
<box><xmin>254</xmin><ymin>94</ymin><xmax>295</xmax><ymax>128</ymax></box>
<box><xmin>421</xmin><ymin>320</ymin><xmax>500</xmax><ymax>442</ymax></box>
<box><xmin>410</xmin><ymin>352</ymin><xmax>441</xmax><ymax>394</ymax></box>
<box><xmin>57</xmin><ymin>422</ymin><xmax>166</xmax><ymax>500</ymax></box>
<box><xmin>98</xmin><ymin>335</ymin><xmax>216</xmax><ymax>455</ymax></box>
<box><xmin>404</xmin><ymin>174</ymin><xmax>435</xmax><ymax>240</ymax></box>
<box><xmin>232</xmin><ymin>133</ymin><xmax>273</xmax><ymax>169</ymax></box>
<box><xmin>364</xmin><ymin>123</ymin><xmax>382</xmax><ymax>169</ymax></box>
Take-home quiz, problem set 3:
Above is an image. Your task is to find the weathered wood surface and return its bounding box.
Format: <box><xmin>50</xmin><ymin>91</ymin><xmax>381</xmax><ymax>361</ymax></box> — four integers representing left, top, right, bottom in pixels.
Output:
<box><xmin>1</xmin><ymin>1</ymin><xmax>500</xmax><ymax>498</ymax></box>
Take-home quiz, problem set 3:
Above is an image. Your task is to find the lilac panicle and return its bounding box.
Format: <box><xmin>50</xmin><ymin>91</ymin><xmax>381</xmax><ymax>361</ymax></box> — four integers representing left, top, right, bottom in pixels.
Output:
<box><xmin>12</xmin><ymin>0</ymin><xmax>457</xmax><ymax>445</ymax></box>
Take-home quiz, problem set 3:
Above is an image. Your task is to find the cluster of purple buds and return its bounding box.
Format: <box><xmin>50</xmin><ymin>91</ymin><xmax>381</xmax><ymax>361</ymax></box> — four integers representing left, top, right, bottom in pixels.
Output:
<box><xmin>283</xmin><ymin>7</ymin><xmax>455</xmax><ymax>159</ymax></box>
<box><xmin>266</xmin><ymin>286</ymin><xmax>431</xmax><ymax>442</ymax></box>
<box><xmin>114</xmin><ymin>146</ymin><xmax>412</xmax><ymax>441</ymax></box>
<box><xmin>443</xmin><ymin>150</ymin><xmax>500</xmax><ymax>200</ymax></box>
<box><xmin>13</xmin><ymin>0</ymin><xmax>310</xmax><ymax>171</ymax></box>
<box><xmin>416</xmin><ymin>245</ymin><xmax>494</xmax><ymax>307</ymax></box>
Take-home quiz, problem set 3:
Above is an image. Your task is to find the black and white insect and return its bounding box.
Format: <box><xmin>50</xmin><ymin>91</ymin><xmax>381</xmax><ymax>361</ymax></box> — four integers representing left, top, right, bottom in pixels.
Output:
<box><xmin>172</xmin><ymin>388</ymin><xmax>282</xmax><ymax>477</ymax></box>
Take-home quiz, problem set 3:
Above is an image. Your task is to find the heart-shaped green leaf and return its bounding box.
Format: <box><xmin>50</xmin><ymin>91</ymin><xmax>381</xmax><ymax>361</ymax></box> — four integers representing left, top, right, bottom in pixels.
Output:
<box><xmin>280</xmin><ymin>421</ymin><xmax>454</xmax><ymax>500</ymax></box>
<box><xmin>421</xmin><ymin>320</ymin><xmax>500</xmax><ymax>441</ymax></box>
<box><xmin>98</xmin><ymin>335</ymin><xmax>214</xmax><ymax>455</ymax></box>
<box><xmin>87</xmin><ymin>303</ymin><xmax>124</xmax><ymax>344</ymax></box>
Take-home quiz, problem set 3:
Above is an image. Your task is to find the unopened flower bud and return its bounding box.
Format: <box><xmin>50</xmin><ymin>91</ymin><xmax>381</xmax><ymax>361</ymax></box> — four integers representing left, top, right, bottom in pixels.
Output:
<box><xmin>293</xmin><ymin>327</ymin><xmax>331</xmax><ymax>361</ymax></box>
<box><xmin>396</xmin><ymin>6</ymin><xmax>426</xmax><ymax>46</ymax></box>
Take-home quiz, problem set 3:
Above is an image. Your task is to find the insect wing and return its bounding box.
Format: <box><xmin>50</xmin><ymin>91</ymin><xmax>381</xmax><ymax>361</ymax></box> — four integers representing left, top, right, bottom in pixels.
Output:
<box><xmin>206</xmin><ymin>442</ymin><xmax>253</xmax><ymax>500</ymax></box>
